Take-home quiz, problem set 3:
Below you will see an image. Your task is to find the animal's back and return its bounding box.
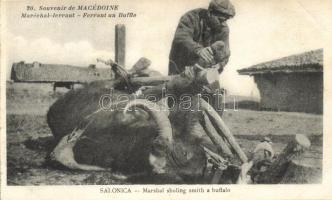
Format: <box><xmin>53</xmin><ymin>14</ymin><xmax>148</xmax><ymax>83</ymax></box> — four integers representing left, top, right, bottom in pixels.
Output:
<box><xmin>47</xmin><ymin>80</ymin><xmax>123</xmax><ymax>140</ymax></box>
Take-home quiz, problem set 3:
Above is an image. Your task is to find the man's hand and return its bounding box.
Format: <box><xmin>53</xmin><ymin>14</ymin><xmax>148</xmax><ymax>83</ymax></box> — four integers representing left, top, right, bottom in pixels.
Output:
<box><xmin>197</xmin><ymin>47</ymin><xmax>214</xmax><ymax>64</ymax></box>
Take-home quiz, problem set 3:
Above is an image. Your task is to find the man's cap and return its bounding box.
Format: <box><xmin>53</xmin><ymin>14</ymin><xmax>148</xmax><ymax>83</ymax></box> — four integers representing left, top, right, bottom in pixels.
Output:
<box><xmin>208</xmin><ymin>0</ymin><xmax>236</xmax><ymax>18</ymax></box>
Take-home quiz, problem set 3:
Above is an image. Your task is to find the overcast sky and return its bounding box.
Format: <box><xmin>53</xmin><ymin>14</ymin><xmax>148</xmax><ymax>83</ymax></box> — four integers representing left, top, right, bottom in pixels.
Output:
<box><xmin>2</xmin><ymin>0</ymin><xmax>331</xmax><ymax>97</ymax></box>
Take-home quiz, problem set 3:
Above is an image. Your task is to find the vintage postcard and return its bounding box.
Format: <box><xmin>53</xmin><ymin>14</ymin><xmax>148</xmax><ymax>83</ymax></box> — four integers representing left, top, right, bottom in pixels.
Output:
<box><xmin>1</xmin><ymin>0</ymin><xmax>332</xmax><ymax>199</ymax></box>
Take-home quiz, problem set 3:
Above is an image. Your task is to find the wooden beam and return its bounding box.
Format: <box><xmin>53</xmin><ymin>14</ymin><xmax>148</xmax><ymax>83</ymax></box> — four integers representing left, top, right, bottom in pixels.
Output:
<box><xmin>129</xmin><ymin>67</ymin><xmax>219</xmax><ymax>87</ymax></box>
<box><xmin>115</xmin><ymin>24</ymin><xmax>126</xmax><ymax>67</ymax></box>
<box><xmin>129</xmin><ymin>57</ymin><xmax>151</xmax><ymax>74</ymax></box>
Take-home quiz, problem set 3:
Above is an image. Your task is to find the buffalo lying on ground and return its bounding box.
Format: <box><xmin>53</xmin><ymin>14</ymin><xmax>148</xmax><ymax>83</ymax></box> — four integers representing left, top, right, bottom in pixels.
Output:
<box><xmin>47</xmin><ymin>80</ymin><xmax>234</xmax><ymax>183</ymax></box>
<box><xmin>47</xmin><ymin>79</ymin><xmax>315</xmax><ymax>184</ymax></box>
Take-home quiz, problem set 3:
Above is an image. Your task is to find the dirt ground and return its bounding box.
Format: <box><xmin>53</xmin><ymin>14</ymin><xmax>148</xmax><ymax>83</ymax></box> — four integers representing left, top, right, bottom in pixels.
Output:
<box><xmin>6</xmin><ymin>83</ymin><xmax>323</xmax><ymax>185</ymax></box>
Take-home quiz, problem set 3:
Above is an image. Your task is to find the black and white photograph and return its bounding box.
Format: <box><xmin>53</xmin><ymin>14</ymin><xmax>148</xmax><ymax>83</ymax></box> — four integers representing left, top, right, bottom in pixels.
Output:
<box><xmin>1</xmin><ymin>0</ymin><xmax>331</xmax><ymax>199</ymax></box>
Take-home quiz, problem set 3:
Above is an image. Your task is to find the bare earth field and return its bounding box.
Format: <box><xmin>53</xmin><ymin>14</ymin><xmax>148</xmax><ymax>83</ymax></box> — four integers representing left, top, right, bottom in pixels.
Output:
<box><xmin>6</xmin><ymin>83</ymin><xmax>323</xmax><ymax>185</ymax></box>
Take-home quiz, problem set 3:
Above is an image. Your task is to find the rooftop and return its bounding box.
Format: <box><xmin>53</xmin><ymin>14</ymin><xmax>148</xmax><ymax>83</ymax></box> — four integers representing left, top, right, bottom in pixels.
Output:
<box><xmin>238</xmin><ymin>49</ymin><xmax>323</xmax><ymax>75</ymax></box>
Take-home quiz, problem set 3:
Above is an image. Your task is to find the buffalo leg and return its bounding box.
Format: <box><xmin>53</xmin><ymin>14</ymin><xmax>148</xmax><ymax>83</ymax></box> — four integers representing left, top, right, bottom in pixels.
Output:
<box><xmin>199</xmin><ymin>99</ymin><xmax>248</xmax><ymax>163</ymax></box>
<box><xmin>201</xmin><ymin>111</ymin><xmax>233</xmax><ymax>157</ymax></box>
<box><xmin>49</xmin><ymin>125</ymin><xmax>106</xmax><ymax>171</ymax></box>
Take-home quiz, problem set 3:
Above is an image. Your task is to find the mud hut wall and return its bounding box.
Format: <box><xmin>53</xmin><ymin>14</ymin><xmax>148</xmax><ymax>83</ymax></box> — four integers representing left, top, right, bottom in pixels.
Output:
<box><xmin>254</xmin><ymin>72</ymin><xmax>323</xmax><ymax>113</ymax></box>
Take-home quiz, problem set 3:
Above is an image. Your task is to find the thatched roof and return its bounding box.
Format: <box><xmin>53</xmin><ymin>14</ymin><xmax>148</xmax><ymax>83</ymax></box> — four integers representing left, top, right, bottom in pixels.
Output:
<box><xmin>11</xmin><ymin>61</ymin><xmax>113</xmax><ymax>83</ymax></box>
<box><xmin>238</xmin><ymin>49</ymin><xmax>323</xmax><ymax>75</ymax></box>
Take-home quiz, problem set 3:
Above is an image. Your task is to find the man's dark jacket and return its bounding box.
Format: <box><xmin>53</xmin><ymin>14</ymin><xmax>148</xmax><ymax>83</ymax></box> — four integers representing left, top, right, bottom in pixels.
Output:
<box><xmin>168</xmin><ymin>8</ymin><xmax>230</xmax><ymax>75</ymax></box>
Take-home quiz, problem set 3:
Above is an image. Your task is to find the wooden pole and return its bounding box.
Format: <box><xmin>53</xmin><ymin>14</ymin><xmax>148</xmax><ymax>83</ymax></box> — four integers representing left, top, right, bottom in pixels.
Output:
<box><xmin>115</xmin><ymin>24</ymin><xmax>126</xmax><ymax>67</ymax></box>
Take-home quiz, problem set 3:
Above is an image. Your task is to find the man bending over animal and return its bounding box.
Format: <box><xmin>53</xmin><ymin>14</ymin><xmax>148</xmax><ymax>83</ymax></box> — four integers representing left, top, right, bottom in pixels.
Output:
<box><xmin>168</xmin><ymin>0</ymin><xmax>235</xmax><ymax>75</ymax></box>
<box><xmin>168</xmin><ymin>0</ymin><xmax>235</xmax><ymax>113</ymax></box>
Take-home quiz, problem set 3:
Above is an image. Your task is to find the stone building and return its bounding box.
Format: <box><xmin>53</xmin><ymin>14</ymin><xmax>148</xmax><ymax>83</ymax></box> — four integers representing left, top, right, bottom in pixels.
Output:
<box><xmin>11</xmin><ymin>61</ymin><xmax>113</xmax><ymax>83</ymax></box>
<box><xmin>10</xmin><ymin>61</ymin><xmax>114</xmax><ymax>91</ymax></box>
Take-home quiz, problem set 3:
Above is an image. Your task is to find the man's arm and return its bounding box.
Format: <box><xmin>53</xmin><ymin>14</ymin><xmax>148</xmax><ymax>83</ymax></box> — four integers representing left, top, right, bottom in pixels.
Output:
<box><xmin>172</xmin><ymin>13</ymin><xmax>205</xmax><ymax>61</ymax></box>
